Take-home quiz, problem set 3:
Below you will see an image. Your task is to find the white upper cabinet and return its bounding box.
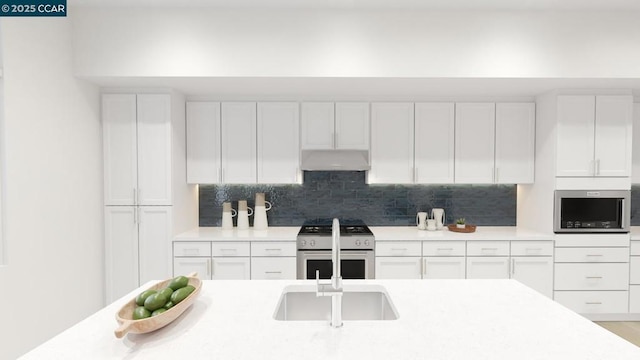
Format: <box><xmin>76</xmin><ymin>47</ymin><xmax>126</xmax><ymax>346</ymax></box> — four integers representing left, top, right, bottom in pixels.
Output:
<box><xmin>301</xmin><ymin>102</ymin><xmax>369</xmax><ymax>150</ymax></box>
<box><xmin>103</xmin><ymin>94</ymin><xmax>172</xmax><ymax>206</ymax></box>
<box><xmin>495</xmin><ymin>103</ymin><xmax>536</xmax><ymax>184</ymax></box>
<box><xmin>369</xmin><ymin>102</ymin><xmax>415</xmax><ymax>184</ymax></box>
<box><xmin>301</xmin><ymin>102</ymin><xmax>334</xmax><ymax>150</ymax></box>
<box><xmin>455</xmin><ymin>103</ymin><xmax>496</xmax><ymax>184</ymax></box>
<box><xmin>633</xmin><ymin>103</ymin><xmax>640</xmax><ymax>183</ymax></box>
<box><xmin>556</xmin><ymin>95</ymin><xmax>632</xmax><ymax>177</ymax></box>
<box><xmin>257</xmin><ymin>102</ymin><xmax>301</xmax><ymax>184</ymax></box>
<box><xmin>186</xmin><ymin>102</ymin><xmax>221</xmax><ymax>184</ymax></box>
<box><xmin>414</xmin><ymin>103</ymin><xmax>455</xmax><ymax>184</ymax></box>
<box><xmin>221</xmin><ymin>102</ymin><xmax>257</xmax><ymax>184</ymax></box>
<box><xmin>335</xmin><ymin>102</ymin><xmax>370</xmax><ymax>150</ymax></box>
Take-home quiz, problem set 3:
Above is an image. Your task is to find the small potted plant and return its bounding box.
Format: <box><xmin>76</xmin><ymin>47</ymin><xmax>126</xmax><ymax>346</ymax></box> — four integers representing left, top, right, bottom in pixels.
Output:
<box><xmin>455</xmin><ymin>218</ymin><xmax>466</xmax><ymax>229</ymax></box>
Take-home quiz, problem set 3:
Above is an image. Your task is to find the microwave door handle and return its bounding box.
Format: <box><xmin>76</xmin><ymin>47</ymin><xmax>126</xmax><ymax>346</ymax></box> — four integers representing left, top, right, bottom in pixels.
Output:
<box><xmin>621</xmin><ymin>198</ymin><xmax>625</xmax><ymax>229</ymax></box>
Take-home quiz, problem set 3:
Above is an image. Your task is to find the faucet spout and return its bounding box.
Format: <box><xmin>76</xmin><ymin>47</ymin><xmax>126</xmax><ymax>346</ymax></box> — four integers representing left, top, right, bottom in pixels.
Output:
<box><xmin>316</xmin><ymin>218</ymin><xmax>343</xmax><ymax>328</ymax></box>
<box><xmin>332</xmin><ymin>218</ymin><xmax>341</xmax><ymax>288</ymax></box>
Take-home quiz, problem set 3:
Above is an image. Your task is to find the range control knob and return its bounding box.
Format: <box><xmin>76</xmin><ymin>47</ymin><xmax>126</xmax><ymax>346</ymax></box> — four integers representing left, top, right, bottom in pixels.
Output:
<box><xmin>310</xmin><ymin>240</ymin><xmax>316</xmax><ymax>247</ymax></box>
<box><xmin>364</xmin><ymin>240</ymin><xmax>371</xmax><ymax>247</ymax></box>
<box><xmin>300</xmin><ymin>240</ymin><xmax>307</xmax><ymax>247</ymax></box>
<box><xmin>355</xmin><ymin>240</ymin><xmax>361</xmax><ymax>246</ymax></box>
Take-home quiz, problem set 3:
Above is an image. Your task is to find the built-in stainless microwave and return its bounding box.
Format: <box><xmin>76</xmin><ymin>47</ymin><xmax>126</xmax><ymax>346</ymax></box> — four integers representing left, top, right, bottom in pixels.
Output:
<box><xmin>554</xmin><ymin>190</ymin><xmax>630</xmax><ymax>233</ymax></box>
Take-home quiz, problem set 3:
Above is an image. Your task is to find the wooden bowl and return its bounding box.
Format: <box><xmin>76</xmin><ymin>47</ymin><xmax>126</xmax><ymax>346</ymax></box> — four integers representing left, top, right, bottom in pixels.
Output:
<box><xmin>114</xmin><ymin>273</ymin><xmax>202</xmax><ymax>338</ymax></box>
<box><xmin>447</xmin><ymin>224</ymin><xmax>477</xmax><ymax>233</ymax></box>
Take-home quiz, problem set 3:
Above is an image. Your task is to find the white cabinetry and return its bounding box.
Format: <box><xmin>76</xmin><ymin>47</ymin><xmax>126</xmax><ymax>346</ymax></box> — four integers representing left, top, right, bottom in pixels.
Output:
<box><xmin>212</xmin><ymin>242</ymin><xmax>251</xmax><ymax>280</ymax></box>
<box><xmin>554</xmin><ymin>234</ymin><xmax>630</xmax><ymax>314</ymax></box>
<box><xmin>301</xmin><ymin>102</ymin><xmax>369</xmax><ymax>150</ymax></box>
<box><xmin>509</xmin><ymin>241</ymin><xmax>553</xmax><ymax>298</ymax></box>
<box><xmin>186</xmin><ymin>102</ymin><xmax>221</xmax><ymax>184</ymax></box>
<box><xmin>103</xmin><ymin>94</ymin><xmax>172</xmax><ymax>206</ymax></box>
<box><xmin>221</xmin><ymin>102</ymin><xmax>257</xmax><ymax>184</ymax></box>
<box><xmin>422</xmin><ymin>241</ymin><xmax>465</xmax><ymax>279</ymax></box>
<box><xmin>250</xmin><ymin>242</ymin><xmax>297</xmax><ymax>280</ymax></box>
<box><xmin>495</xmin><ymin>103</ymin><xmax>536</xmax><ymax>184</ymax></box>
<box><xmin>466</xmin><ymin>241</ymin><xmax>510</xmax><ymax>279</ymax></box>
<box><xmin>556</xmin><ymin>95</ymin><xmax>632</xmax><ymax>177</ymax></box>
<box><xmin>369</xmin><ymin>103</ymin><xmax>414</xmax><ymax>184</ymax></box>
<box><xmin>257</xmin><ymin>103</ymin><xmax>300</xmax><ymax>184</ymax></box>
<box><xmin>375</xmin><ymin>241</ymin><xmax>422</xmax><ymax>279</ymax></box>
<box><xmin>454</xmin><ymin>103</ymin><xmax>495</xmax><ymax>184</ymax></box>
<box><xmin>103</xmin><ymin>93</ymin><xmax>175</xmax><ymax>303</ymax></box>
<box><xmin>174</xmin><ymin>242</ymin><xmax>212</xmax><ymax>279</ymax></box>
<box><xmin>632</xmin><ymin>103</ymin><xmax>640</xmax><ymax>183</ymax></box>
<box><xmin>414</xmin><ymin>103</ymin><xmax>455</xmax><ymax>184</ymax></box>
<box><xmin>630</xmin><ymin>241</ymin><xmax>640</xmax><ymax>313</ymax></box>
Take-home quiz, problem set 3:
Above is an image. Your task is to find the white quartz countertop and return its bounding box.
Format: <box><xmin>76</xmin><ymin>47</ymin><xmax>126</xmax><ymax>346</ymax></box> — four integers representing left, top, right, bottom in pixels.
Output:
<box><xmin>630</xmin><ymin>226</ymin><xmax>640</xmax><ymax>240</ymax></box>
<box><xmin>21</xmin><ymin>279</ymin><xmax>640</xmax><ymax>360</ymax></box>
<box><xmin>175</xmin><ymin>226</ymin><xmax>554</xmax><ymax>242</ymax></box>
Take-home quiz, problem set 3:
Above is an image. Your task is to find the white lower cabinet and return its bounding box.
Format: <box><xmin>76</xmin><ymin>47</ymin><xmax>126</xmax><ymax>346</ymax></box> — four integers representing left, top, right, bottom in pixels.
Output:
<box><xmin>212</xmin><ymin>258</ymin><xmax>251</xmax><ymax>280</ymax></box>
<box><xmin>174</xmin><ymin>257</ymin><xmax>210</xmax><ymax>279</ymax></box>
<box><xmin>511</xmin><ymin>257</ymin><xmax>553</xmax><ymax>298</ymax></box>
<box><xmin>251</xmin><ymin>257</ymin><xmax>296</xmax><ymax>280</ymax></box>
<box><xmin>554</xmin><ymin>263</ymin><xmax>629</xmax><ymax>291</ymax></box>
<box><xmin>375</xmin><ymin>257</ymin><xmax>422</xmax><ymax>279</ymax></box>
<box><xmin>423</xmin><ymin>257</ymin><xmax>465</xmax><ymax>279</ymax></box>
<box><xmin>554</xmin><ymin>291</ymin><xmax>629</xmax><ymax>314</ymax></box>
<box><xmin>466</xmin><ymin>257</ymin><xmax>510</xmax><ymax>279</ymax></box>
<box><xmin>631</xmin><ymin>286</ymin><xmax>640</xmax><ymax>313</ymax></box>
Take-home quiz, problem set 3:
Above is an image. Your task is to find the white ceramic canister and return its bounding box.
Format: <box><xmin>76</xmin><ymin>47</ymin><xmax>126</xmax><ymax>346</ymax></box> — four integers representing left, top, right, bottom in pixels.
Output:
<box><xmin>236</xmin><ymin>200</ymin><xmax>253</xmax><ymax>230</ymax></box>
<box><xmin>253</xmin><ymin>193</ymin><xmax>272</xmax><ymax>230</ymax></box>
<box><xmin>221</xmin><ymin>202</ymin><xmax>237</xmax><ymax>230</ymax></box>
<box><xmin>416</xmin><ymin>212</ymin><xmax>428</xmax><ymax>230</ymax></box>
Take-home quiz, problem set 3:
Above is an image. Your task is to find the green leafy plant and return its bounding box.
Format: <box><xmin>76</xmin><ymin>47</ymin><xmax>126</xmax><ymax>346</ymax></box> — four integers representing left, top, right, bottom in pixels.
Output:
<box><xmin>455</xmin><ymin>218</ymin><xmax>466</xmax><ymax>225</ymax></box>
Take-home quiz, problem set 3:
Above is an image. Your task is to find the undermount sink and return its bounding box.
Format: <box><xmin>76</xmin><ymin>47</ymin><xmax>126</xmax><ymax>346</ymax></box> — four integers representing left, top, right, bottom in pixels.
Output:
<box><xmin>273</xmin><ymin>284</ymin><xmax>399</xmax><ymax>321</ymax></box>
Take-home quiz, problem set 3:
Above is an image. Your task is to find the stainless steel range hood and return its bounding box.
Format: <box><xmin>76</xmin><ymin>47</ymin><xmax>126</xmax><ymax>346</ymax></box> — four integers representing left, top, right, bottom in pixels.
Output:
<box><xmin>300</xmin><ymin>150</ymin><xmax>370</xmax><ymax>171</ymax></box>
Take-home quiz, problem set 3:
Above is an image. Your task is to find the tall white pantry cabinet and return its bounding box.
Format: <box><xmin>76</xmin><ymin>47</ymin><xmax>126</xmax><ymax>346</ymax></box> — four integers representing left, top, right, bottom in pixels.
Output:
<box><xmin>102</xmin><ymin>93</ymin><xmax>190</xmax><ymax>303</ymax></box>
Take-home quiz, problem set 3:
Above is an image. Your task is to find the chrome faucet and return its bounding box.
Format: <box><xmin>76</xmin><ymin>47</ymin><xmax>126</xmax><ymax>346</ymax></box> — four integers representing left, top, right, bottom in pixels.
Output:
<box><xmin>316</xmin><ymin>218</ymin><xmax>343</xmax><ymax>328</ymax></box>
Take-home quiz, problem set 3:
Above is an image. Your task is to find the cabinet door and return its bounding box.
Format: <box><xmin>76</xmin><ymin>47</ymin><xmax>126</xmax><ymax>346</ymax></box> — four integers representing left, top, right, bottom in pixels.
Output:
<box><xmin>556</xmin><ymin>96</ymin><xmax>595</xmax><ymax>177</ymax></box>
<box><xmin>414</xmin><ymin>103</ymin><xmax>455</xmax><ymax>183</ymax></box>
<box><xmin>369</xmin><ymin>103</ymin><xmax>414</xmax><ymax>184</ymax></box>
<box><xmin>104</xmin><ymin>206</ymin><xmax>138</xmax><ymax>303</ymax></box>
<box><xmin>186</xmin><ymin>102</ymin><xmax>221</xmax><ymax>184</ymax></box>
<box><xmin>301</xmin><ymin>102</ymin><xmax>334</xmax><ymax>150</ymax></box>
<box><xmin>136</xmin><ymin>94</ymin><xmax>172</xmax><ymax>205</ymax></box>
<box><xmin>138</xmin><ymin>206</ymin><xmax>172</xmax><ymax>285</ymax></box>
<box><xmin>495</xmin><ymin>103</ymin><xmax>535</xmax><ymax>184</ymax></box>
<box><xmin>221</xmin><ymin>102</ymin><xmax>257</xmax><ymax>183</ymax></box>
<box><xmin>423</xmin><ymin>257</ymin><xmax>465</xmax><ymax>279</ymax></box>
<box><xmin>251</xmin><ymin>257</ymin><xmax>297</xmax><ymax>279</ymax></box>
<box><xmin>454</xmin><ymin>103</ymin><xmax>495</xmax><ymax>183</ymax></box>
<box><xmin>174</xmin><ymin>257</ymin><xmax>211</xmax><ymax>280</ymax></box>
<box><xmin>466</xmin><ymin>257</ymin><xmax>510</xmax><ymax>279</ymax></box>
<box><xmin>102</xmin><ymin>94</ymin><xmax>137</xmax><ymax>206</ymax></box>
<box><xmin>375</xmin><ymin>257</ymin><xmax>422</xmax><ymax>279</ymax></box>
<box><xmin>594</xmin><ymin>95</ymin><xmax>632</xmax><ymax>177</ymax></box>
<box><xmin>257</xmin><ymin>102</ymin><xmax>300</xmax><ymax>184</ymax></box>
<box><xmin>212</xmin><ymin>257</ymin><xmax>251</xmax><ymax>280</ymax></box>
<box><xmin>335</xmin><ymin>102</ymin><xmax>370</xmax><ymax>150</ymax></box>
<box><xmin>511</xmin><ymin>257</ymin><xmax>553</xmax><ymax>298</ymax></box>
<box><xmin>631</xmin><ymin>285</ymin><xmax>640</xmax><ymax>313</ymax></box>
<box><xmin>632</xmin><ymin>103</ymin><xmax>640</xmax><ymax>183</ymax></box>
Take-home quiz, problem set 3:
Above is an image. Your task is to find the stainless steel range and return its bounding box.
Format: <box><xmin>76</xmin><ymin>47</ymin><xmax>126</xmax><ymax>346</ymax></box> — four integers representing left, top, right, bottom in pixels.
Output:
<box><xmin>297</xmin><ymin>222</ymin><xmax>375</xmax><ymax>280</ymax></box>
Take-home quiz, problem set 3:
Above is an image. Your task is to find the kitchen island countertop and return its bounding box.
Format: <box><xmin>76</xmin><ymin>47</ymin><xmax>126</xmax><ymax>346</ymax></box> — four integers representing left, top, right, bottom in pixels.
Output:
<box><xmin>20</xmin><ymin>279</ymin><xmax>640</xmax><ymax>359</ymax></box>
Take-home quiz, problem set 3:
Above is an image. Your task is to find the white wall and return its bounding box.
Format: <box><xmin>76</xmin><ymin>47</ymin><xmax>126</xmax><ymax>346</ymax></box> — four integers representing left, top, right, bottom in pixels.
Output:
<box><xmin>0</xmin><ymin>18</ymin><xmax>103</xmax><ymax>359</ymax></box>
<box><xmin>72</xmin><ymin>7</ymin><xmax>640</xmax><ymax>78</ymax></box>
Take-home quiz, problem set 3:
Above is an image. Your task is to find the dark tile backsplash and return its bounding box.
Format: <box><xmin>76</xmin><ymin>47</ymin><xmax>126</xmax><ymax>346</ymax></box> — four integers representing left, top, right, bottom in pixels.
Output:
<box><xmin>199</xmin><ymin>171</ymin><xmax>517</xmax><ymax>227</ymax></box>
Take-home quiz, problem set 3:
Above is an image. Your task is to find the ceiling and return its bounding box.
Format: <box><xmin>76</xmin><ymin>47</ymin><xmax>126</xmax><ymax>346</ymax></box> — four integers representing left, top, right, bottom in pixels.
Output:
<box><xmin>69</xmin><ymin>0</ymin><xmax>640</xmax><ymax>10</ymax></box>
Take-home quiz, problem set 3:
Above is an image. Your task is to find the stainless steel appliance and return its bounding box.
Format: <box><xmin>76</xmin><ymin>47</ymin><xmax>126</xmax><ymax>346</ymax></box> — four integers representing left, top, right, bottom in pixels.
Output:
<box><xmin>297</xmin><ymin>222</ymin><xmax>375</xmax><ymax>279</ymax></box>
<box><xmin>554</xmin><ymin>190</ymin><xmax>630</xmax><ymax>233</ymax></box>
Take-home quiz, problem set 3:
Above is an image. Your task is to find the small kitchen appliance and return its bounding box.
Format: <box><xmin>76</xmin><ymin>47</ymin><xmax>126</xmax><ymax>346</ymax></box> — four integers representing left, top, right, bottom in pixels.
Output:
<box><xmin>554</xmin><ymin>190</ymin><xmax>630</xmax><ymax>233</ymax></box>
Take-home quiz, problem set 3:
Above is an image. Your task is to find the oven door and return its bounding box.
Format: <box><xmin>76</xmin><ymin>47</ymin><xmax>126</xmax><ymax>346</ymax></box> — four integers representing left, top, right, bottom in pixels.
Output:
<box><xmin>554</xmin><ymin>190</ymin><xmax>630</xmax><ymax>233</ymax></box>
<box><xmin>297</xmin><ymin>250</ymin><xmax>374</xmax><ymax>280</ymax></box>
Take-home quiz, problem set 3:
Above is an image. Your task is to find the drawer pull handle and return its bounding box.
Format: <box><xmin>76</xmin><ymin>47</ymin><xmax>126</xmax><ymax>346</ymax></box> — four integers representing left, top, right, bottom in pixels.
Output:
<box><xmin>391</xmin><ymin>248</ymin><xmax>408</xmax><ymax>251</ymax></box>
<box><xmin>585</xmin><ymin>302</ymin><xmax>602</xmax><ymax>305</ymax></box>
<box><xmin>265</xmin><ymin>248</ymin><xmax>282</xmax><ymax>252</ymax></box>
<box><xmin>481</xmin><ymin>248</ymin><xmax>498</xmax><ymax>251</ymax></box>
<box><xmin>265</xmin><ymin>271</ymin><xmax>282</xmax><ymax>274</ymax></box>
<box><xmin>220</xmin><ymin>249</ymin><xmax>238</xmax><ymax>254</ymax></box>
<box><xmin>437</xmin><ymin>248</ymin><xmax>454</xmax><ymax>251</ymax></box>
<box><xmin>183</xmin><ymin>249</ymin><xmax>200</xmax><ymax>256</ymax></box>
<box><xmin>585</xmin><ymin>276</ymin><xmax>603</xmax><ymax>279</ymax></box>
<box><xmin>586</xmin><ymin>254</ymin><xmax>603</xmax><ymax>257</ymax></box>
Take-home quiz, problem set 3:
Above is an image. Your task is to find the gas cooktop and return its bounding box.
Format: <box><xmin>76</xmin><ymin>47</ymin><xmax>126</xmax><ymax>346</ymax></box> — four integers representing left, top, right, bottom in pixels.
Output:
<box><xmin>298</xmin><ymin>224</ymin><xmax>373</xmax><ymax>236</ymax></box>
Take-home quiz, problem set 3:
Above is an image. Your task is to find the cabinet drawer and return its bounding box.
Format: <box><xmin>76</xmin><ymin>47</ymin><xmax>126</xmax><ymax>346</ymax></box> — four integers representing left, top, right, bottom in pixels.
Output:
<box><xmin>554</xmin><ymin>291</ymin><xmax>629</xmax><ymax>314</ymax></box>
<box><xmin>631</xmin><ymin>241</ymin><xmax>640</xmax><ymax>256</ymax></box>
<box><xmin>554</xmin><ymin>247</ymin><xmax>629</xmax><ymax>263</ymax></box>
<box><xmin>554</xmin><ymin>263</ymin><xmax>629</xmax><ymax>290</ymax></box>
<box><xmin>510</xmin><ymin>241</ymin><xmax>553</xmax><ymax>256</ymax></box>
<box><xmin>251</xmin><ymin>242</ymin><xmax>296</xmax><ymax>257</ymax></box>
<box><xmin>174</xmin><ymin>242</ymin><xmax>211</xmax><ymax>257</ymax></box>
<box><xmin>376</xmin><ymin>241</ymin><xmax>421</xmax><ymax>256</ymax></box>
<box><xmin>422</xmin><ymin>241</ymin><xmax>465</xmax><ymax>256</ymax></box>
<box><xmin>631</xmin><ymin>257</ymin><xmax>640</xmax><ymax>285</ymax></box>
<box><xmin>250</xmin><ymin>257</ymin><xmax>297</xmax><ymax>280</ymax></box>
<box><xmin>554</xmin><ymin>234</ymin><xmax>629</xmax><ymax>247</ymax></box>
<box><xmin>631</xmin><ymin>285</ymin><xmax>640</xmax><ymax>313</ymax></box>
<box><xmin>212</xmin><ymin>242</ymin><xmax>250</xmax><ymax>257</ymax></box>
<box><xmin>466</xmin><ymin>241</ymin><xmax>509</xmax><ymax>256</ymax></box>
